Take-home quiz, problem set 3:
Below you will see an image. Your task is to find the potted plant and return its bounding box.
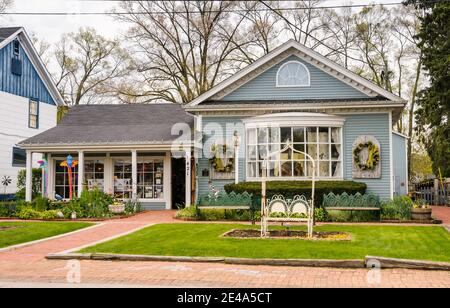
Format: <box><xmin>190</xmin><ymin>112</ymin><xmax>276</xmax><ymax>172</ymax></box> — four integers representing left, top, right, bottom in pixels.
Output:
<box><xmin>411</xmin><ymin>199</ymin><xmax>432</xmax><ymax>221</ymax></box>
<box><xmin>108</xmin><ymin>199</ymin><xmax>125</xmax><ymax>214</ymax></box>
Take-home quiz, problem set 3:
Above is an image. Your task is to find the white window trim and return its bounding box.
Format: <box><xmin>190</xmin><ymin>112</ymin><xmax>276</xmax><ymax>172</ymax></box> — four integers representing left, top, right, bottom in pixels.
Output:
<box><xmin>244</xmin><ymin>113</ymin><xmax>345</xmax><ymax>181</ymax></box>
<box><xmin>276</xmin><ymin>60</ymin><xmax>311</xmax><ymax>88</ymax></box>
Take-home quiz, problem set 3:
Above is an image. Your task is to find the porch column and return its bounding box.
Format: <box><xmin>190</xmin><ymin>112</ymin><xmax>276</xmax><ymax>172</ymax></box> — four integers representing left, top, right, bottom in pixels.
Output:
<box><xmin>78</xmin><ymin>151</ymin><xmax>84</xmax><ymax>197</ymax></box>
<box><xmin>132</xmin><ymin>150</ymin><xmax>138</xmax><ymax>200</ymax></box>
<box><xmin>185</xmin><ymin>150</ymin><xmax>192</xmax><ymax>207</ymax></box>
<box><xmin>25</xmin><ymin>150</ymin><xmax>33</xmax><ymax>202</ymax></box>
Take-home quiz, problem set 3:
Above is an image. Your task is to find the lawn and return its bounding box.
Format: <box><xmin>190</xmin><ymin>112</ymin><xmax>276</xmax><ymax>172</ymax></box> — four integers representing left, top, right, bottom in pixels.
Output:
<box><xmin>0</xmin><ymin>221</ymin><xmax>94</xmax><ymax>249</ymax></box>
<box><xmin>81</xmin><ymin>223</ymin><xmax>450</xmax><ymax>262</ymax></box>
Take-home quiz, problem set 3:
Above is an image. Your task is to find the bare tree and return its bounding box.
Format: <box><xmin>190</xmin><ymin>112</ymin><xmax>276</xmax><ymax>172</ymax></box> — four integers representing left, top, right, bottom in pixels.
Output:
<box><xmin>280</xmin><ymin>0</ymin><xmax>324</xmax><ymax>49</ymax></box>
<box><xmin>115</xmin><ymin>0</ymin><xmax>256</xmax><ymax>104</ymax></box>
<box><xmin>0</xmin><ymin>0</ymin><xmax>12</xmax><ymax>13</ymax></box>
<box><xmin>54</xmin><ymin>27</ymin><xmax>133</xmax><ymax>105</ymax></box>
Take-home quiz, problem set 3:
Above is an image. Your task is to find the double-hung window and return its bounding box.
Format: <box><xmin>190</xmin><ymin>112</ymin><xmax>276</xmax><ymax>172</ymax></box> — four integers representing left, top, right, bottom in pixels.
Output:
<box><xmin>29</xmin><ymin>99</ymin><xmax>39</xmax><ymax>129</ymax></box>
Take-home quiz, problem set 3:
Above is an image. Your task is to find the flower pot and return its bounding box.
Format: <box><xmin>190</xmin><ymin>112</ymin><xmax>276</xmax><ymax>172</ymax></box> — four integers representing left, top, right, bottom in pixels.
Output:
<box><xmin>411</xmin><ymin>208</ymin><xmax>432</xmax><ymax>221</ymax></box>
<box><xmin>109</xmin><ymin>204</ymin><xmax>125</xmax><ymax>214</ymax></box>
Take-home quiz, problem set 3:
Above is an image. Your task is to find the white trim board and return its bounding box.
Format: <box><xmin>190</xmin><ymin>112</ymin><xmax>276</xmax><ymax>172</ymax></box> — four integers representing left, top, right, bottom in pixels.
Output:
<box><xmin>186</xmin><ymin>40</ymin><xmax>404</xmax><ymax>107</ymax></box>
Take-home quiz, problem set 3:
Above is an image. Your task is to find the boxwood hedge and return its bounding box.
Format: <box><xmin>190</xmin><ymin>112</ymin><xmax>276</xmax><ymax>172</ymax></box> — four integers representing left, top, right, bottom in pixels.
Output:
<box><xmin>224</xmin><ymin>181</ymin><xmax>367</xmax><ymax>208</ymax></box>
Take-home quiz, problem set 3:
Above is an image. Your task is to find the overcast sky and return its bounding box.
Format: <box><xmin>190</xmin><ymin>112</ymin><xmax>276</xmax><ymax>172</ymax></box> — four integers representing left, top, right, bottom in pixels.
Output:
<box><xmin>2</xmin><ymin>0</ymin><xmax>403</xmax><ymax>44</ymax></box>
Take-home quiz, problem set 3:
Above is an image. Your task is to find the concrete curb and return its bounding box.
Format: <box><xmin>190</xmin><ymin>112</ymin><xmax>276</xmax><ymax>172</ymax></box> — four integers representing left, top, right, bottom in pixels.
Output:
<box><xmin>365</xmin><ymin>256</ymin><xmax>450</xmax><ymax>271</ymax></box>
<box><xmin>46</xmin><ymin>252</ymin><xmax>450</xmax><ymax>271</ymax></box>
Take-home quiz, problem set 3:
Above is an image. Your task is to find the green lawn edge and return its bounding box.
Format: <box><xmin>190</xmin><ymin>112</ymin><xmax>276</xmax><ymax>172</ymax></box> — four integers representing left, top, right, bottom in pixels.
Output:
<box><xmin>0</xmin><ymin>221</ymin><xmax>94</xmax><ymax>249</ymax></box>
<box><xmin>80</xmin><ymin>223</ymin><xmax>450</xmax><ymax>262</ymax></box>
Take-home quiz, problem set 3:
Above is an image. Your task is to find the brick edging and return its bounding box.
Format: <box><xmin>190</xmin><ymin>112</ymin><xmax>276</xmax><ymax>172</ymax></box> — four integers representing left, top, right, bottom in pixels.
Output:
<box><xmin>45</xmin><ymin>252</ymin><xmax>450</xmax><ymax>271</ymax></box>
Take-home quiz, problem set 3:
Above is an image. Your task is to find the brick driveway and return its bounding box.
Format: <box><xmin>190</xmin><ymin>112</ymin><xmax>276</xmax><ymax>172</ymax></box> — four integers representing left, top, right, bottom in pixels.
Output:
<box><xmin>0</xmin><ymin>210</ymin><xmax>449</xmax><ymax>288</ymax></box>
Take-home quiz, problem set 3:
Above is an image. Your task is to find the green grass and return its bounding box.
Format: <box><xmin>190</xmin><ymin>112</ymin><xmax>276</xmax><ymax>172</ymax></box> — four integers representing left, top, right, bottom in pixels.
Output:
<box><xmin>80</xmin><ymin>223</ymin><xmax>450</xmax><ymax>262</ymax></box>
<box><xmin>0</xmin><ymin>221</ymin><xmax>94</xmax><ymax>249</ymax></box>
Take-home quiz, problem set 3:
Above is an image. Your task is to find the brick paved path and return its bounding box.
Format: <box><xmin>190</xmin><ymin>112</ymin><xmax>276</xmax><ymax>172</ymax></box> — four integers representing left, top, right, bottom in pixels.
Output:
<box><xmin>0</xmin><ymin>210</ymin><xmax>449</xmax><ymax>288</ymax></box>
<box><xmin>432</xmin><ymin>206</ymin><xmax>450</xmax><ymax>225</ymax></box>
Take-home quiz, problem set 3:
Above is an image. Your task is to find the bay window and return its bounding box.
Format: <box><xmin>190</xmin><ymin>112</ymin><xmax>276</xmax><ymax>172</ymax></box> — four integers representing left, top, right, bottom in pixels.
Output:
<box><xmin>246</xmin><ymin>123</ymin><xmax>343</xmax><ymax>180</ymax></box>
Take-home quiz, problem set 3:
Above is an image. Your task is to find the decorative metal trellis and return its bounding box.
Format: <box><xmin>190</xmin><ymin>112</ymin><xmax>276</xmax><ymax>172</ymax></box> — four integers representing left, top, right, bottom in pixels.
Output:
<box><xmin>260</xmin><ymin>142</ymin><xmax>316</xmax><ymax>238</ymax></box>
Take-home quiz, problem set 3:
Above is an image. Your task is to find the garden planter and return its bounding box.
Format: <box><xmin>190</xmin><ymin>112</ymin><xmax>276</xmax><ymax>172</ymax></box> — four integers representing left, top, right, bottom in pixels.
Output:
<box><xmin>411</xmin><ymin>208</ymin><xmax>432</xmax><ymax>221</ymax></box>
<box><xmin>109</xmin><ymin>204</ymin><xmax>125</xmax><ymax>214</ymax></box>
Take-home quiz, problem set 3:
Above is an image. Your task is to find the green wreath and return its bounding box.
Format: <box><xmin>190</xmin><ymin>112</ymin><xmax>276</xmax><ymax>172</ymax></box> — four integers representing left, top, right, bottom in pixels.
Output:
<box><xmin>353</xmin><ymin>141</ymin><xmax>380</xmax><ymax>171</ymax></box>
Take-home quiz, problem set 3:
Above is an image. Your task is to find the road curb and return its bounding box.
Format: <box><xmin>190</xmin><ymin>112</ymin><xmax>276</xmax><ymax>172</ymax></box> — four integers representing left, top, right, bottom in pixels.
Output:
<box><xmin>46</xmin><ymin>252</ymin><xmax>450</xmax><ymax>271</ymax></box>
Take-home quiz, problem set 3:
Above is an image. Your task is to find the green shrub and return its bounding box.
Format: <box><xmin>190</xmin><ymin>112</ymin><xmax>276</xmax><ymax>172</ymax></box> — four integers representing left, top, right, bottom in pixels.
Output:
<box><xmin>41</xmin><ymin>210</ymin><xmax>59</xmax><ymax>220</ymax></box>
<box><xmin>16</xmin><ymin>206</ymin><xmax>42</xmax><ymax>220</ymax></box>
<box><xmin>225</xmin><ymin>181</ymin><xmax>367</xmax><ymax>208</ymax></box>
<box><xmin>124</xmin><ymin>200</ymin><xmax>143</xmax><ymax>215</ymax></box>
<box><xmin>175</xmin><ymin>205</ymin><xmax>199</xmax><ymax>220</ymax></box>
<box><xmin>381</xmin><ymin>196</ymin><xmax>413</xmax><ymax>220</ymax></box>
<box><xmin>0</xmin><ymin>201</ymin><xmax>19</xmax><ymax>217</ymax></box>
<box><xmin>314</xmin><ymin>208</ymin><xmax>330</xmax><ymax>222</ymax></box>
<box><xmin>327</xmin><ymin>210</ymin><xmax>379</xmax><ymax>222</ymax></box>
<box><xmin>32</xmin><ymin>196</ymin><xmax>51</xmax><ymax>211</ymax></box>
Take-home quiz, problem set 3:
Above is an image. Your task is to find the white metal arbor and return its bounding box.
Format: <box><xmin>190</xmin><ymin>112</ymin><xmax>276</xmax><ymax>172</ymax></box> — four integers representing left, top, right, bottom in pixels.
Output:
<box><xmin>260</xmin><ymin>142</ymin><xmax>316</xmax><ymax>238</ymax></box>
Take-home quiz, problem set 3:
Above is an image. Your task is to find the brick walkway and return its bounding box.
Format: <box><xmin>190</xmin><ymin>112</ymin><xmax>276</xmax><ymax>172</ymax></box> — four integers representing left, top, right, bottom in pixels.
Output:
<box><xmin>432</xmin><ymin>206</ymin><xmax>450</xmax><ymax>225</ymax></box>
<box><xmin>0</xmin><ymin>210</ymin><xmax>449</xmax><ymax>288</ymax></box>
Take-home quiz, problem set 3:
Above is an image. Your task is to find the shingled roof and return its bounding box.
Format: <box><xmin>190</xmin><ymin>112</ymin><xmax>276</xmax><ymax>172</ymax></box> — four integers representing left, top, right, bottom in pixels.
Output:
<box><xmin>0</xmin><ymin>27</ymin><xmax>21</xmax><ymax>44</ymax></box>
<box><xmin>20</xmin><ymin>104</ymin><xmax>195</xmax><ymax>146</ymax></box>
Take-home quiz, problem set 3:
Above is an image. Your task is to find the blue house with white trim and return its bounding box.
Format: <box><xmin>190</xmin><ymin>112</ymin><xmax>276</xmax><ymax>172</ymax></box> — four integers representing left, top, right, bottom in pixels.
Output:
<box><xmin>0</xmin><ymin>27</ymin><xmax>64</xmax><ymax>196</ymax></box>
<box><xmin>19</xmin><ymin>40</ymin><xmax>408</xmax><ymax>207</ymax></box>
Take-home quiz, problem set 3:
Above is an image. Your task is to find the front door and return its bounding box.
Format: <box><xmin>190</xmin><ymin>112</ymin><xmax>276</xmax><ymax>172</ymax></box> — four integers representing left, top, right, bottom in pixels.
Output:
<box><xmin>171</xmin><ymin>158</ymin><xmax>186</xmax><ymax>209</ymax></box>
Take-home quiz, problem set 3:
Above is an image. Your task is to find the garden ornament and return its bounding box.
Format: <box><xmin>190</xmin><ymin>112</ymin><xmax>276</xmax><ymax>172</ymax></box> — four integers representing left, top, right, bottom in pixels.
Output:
<box><xmin>60</xmin><ymin>155</ymin><xmax>78</xmax><ymax>199</ymax></box>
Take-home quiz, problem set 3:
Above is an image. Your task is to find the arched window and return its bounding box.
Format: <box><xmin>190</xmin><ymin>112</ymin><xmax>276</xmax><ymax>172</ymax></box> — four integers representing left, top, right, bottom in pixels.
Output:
<box><xmin>276</xmin><ymin>61</ymin><xmax>310</xmax><ymax>87</ymax></box>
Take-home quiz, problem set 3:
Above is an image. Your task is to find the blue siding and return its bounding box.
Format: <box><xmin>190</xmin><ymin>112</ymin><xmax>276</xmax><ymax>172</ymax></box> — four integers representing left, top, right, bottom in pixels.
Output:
<box><xmin>199</xmin><ymin>113</ymin><xmax>393</xmax><ymax>200</ymax></box>
<box><xmin>198</xmin><ymin>117</ymin><xmax>246</xmax><ymax>196</ymax></box>
<box><xmin>392</xmin><ymin>133</ymin><xmax>408</xmax><ymax>196</ymax></box>
<box><xmin>343</xmin><ymin>113</ymin><xmax>391</xmax><ymax>200</ymax></box>
<box><xmin>0</xmin><ymin>40</ymin><xmax>56</xmax><ymax>105</ymax></box>
<box><xmin>141</xmin><ymin>202</ymin><xmax>166</xmax><ymax>211</ymax></box>
<box><xmin>222</xmin><ymin>55</ymin><xmax>369</xmax><ymax>101</ymax></box>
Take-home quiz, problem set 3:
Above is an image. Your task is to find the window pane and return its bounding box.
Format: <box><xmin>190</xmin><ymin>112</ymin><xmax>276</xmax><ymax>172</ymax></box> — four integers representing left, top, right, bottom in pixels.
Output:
<box><xmin>318</xmin><ymin>127</ymin><xmax>329</xmax><ymax>143</ymax></box>
<box><xmin>319</xmin><ymin>144</ymin><xmax>330</xmax><ymax>160</ymax></box>
<box><xmin>85</xmin><ymin>162</ymin><xmax>94</xmax><ymax>173</ymax></box>
<box><xmin>280</xmin><ymin>146</ymin><xmax>292</xmax><ymax>160</ymax></box>
<box><xmin>293</xmin><ymin>161</ymin><xmax>305</xmax><ymax>177</ymax></box>
<box><xmin>277</xmin><ymin>62</ymin><xmax>310</xmax><ymax>87</ymax></box>
<box><xmin>306</xmin><ymin>161</ymin><xmax>315</xmax><ymax>177</ymax></box>
<box><xmin>306</xmin><ymin>144</ymin><xmax>317</xmax><ymax>159</ymax></box>
<box><xmin>12</xmin><ymin>147</ymin><xmax>26</xmax><ymax>167</ymax></box>
<box><xmin>306</xmin><ymin>127</ymin><xmax>317</xmax><ymax>142</ymax></box>
<box><xmin>332</xmin><ymin>161</ymin><xmax>342</xmax><ymax>177</ymax></box>
<box><xmin>331</xmin><ymin>128</ymin><xmax>341</xmax><ymax>143</ymax></box>
<box><xmin>281</xmin><ymin>161</ymin><xmax>292</xmax><ymax>177</ymax></box>
<box><xmin>29</xmin><ymin>101</ymin><xmax>37</xmax><ymax>115</ymax></box>
<box><xmin>280</xmin><ymin>127</ymin><xmax>291</xmax><ymax>143</ymax></box>
<box><xmin>258</xmin><ymin>128</ymin><xmax>268</xmax><ymax>144</ymax></box>
<box><xmin>247</xmin><ymin>128</ymin><xmax>257</xmax><ymax>144</ymax></box>
<box><xmin>247</xmin><ymin>162</ymin><xmax>257</xmax><ymax>178</ymax></box>
<box><xmin>247</xmin><ymin>146</ymin><xmax>257</xmax><ymax>160</ymax></box>
<box><xmin>331</xmin><ymin>144</ymin><xmax>342</xmax><ymax>160</ymax></box>
<box><xmin>268</xmin><ymin>143</ymin><xmax>280</xmax><ymax>156</ymax></box>
<box><xmin>269</xmin><ymin>127</ymin><xmax>280</xmax><ymax>143</ymax></box>
<box><xmin>319</xmin><ymin>161</ymin><xmax>330</xmax><ymax>177</ymax></box>
<box><xmin>293</xmin><ymin>144</ymin><xmax>305</xmax><ymax>160</ymax></box>
<box><xmin>29</xmin><ymin>115</ymin><xmax>37</xmax><ymax>128</ymax></box>
<box><xmin>268</xmin><ymin>161</ymin><xmax>279</xmax><ymax>177</ymax></box>
<box><xmin>293</xmin><ymin>127</ymin><xmax>305</xmax><ymax>143</ymax></box>
<box><xmin>258</xmin><ymin>145</ymin><xmax>268</xmax><ymax>160</ymax></box>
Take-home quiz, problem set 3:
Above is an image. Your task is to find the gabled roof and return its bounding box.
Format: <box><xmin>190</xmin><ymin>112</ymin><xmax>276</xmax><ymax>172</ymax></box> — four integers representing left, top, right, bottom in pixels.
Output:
<box><xmin>186</xmin><ymin>39</ymin><xmax>404</xmax><ymax>107</ymax></box>
<box><xmin>0</xmin><ymin>27</ymin><xmax>65</xmax><ymax>106</ymax></box>
<box><xmin>19</xmin><ymin>104</ymin><xmax>194</xmax><ymax>147</ymax></box>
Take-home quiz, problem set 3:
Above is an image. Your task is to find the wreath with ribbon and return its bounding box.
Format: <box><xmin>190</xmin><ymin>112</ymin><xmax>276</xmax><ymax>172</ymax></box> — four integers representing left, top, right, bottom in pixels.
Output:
<box><xmin>353</xmin><ymin>141</ymin><xmax>380</xmax><ymax>171</ymax></box>
<box><xmin>210</xmin><ymin>144</ymin><xmax>234</xmax><ymax>173</ymax></box>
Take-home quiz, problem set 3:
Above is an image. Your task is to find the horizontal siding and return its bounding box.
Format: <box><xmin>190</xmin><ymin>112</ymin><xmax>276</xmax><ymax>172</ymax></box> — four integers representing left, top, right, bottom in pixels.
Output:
<box><xmin>343</xmin><ymin>113</ymin><xmax>391</xmax><ymax>200</ymax></box>
<box><xmin>0</xmin><ymin>91</ymin><xmax>56</xmax><ymax>194</ymax></box>
<box><xmin>0</xmin><ymin>40</ymin><xmax>55</xmax><ymax>105</ymax></box>
<box><xmin>198</xmin><ymin>117</ymin><xmax>246</xmax><ymax>196</ymax></box>
<box><xmin>222</xmin><ymin>55</ymin><xmax>369</xmax><ymax>101</ymax></box>
<box><xmin>392</xmin><ymin>133</ymin><xmax>408</xmax><ymax>196</ymax></box>
<box><xmin>140</xmin><ymin>202</ymin><xmax>166</xmax><ymax>211</ymax></box>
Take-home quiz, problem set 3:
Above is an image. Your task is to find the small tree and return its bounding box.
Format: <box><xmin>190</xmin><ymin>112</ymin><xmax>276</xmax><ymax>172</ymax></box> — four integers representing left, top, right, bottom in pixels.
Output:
<box><xmin>16</xmin><ymin>169</ymin><xmax>42</xmax><ymax>200</ymax></box>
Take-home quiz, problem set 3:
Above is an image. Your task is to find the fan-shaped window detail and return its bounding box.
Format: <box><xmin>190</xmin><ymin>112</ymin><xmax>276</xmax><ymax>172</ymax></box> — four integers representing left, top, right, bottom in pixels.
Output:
<box><xmin>276</xmin><ymin>61</ymin><xmax>311</xmax><ymax>87</ymax></box>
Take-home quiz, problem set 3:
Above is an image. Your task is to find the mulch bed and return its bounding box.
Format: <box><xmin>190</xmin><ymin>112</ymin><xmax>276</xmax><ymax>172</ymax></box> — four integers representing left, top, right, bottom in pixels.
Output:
<box><xmin>222</xmin><ymin>229</ymin><xmax>351</xmax><ymax>241</ymax></box>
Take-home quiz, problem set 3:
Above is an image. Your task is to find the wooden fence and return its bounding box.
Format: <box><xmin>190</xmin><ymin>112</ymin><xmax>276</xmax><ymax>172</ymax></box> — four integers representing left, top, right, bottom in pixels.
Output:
<box><xmin>413</xmin><ymin>179</ymin><xmax>450</xmax><ymax>206</ymax></box>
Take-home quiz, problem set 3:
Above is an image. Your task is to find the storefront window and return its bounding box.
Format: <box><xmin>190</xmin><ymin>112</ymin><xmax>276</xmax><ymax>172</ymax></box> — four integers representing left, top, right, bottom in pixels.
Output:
<box><xmin>55</xmin><ymin>160</ymin><xmax>78</xmax><ymax>199</ymax></box>
<box><xmin>85</xmin><ymin>160</ymin><xmax>104</xmax><ymax>191</ymax></box>
<box><xmin>114</xmin><ymin>160</ymin><xmax>132</xmax><ymax>199</ymax></box>
<box><xmin>137</xmin><ymin>160</ymin><xmax>164</xmax><ymax>199</ymax></box>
